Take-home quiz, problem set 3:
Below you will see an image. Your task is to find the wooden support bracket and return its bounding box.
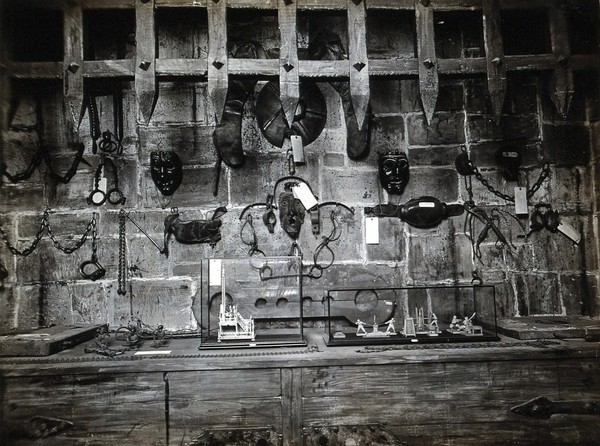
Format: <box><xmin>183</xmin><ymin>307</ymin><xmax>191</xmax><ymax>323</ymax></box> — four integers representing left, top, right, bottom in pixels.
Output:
<box><xmin>135</xmin><ymin>0</ymin><xmax>157</xmax><ymax>125</ymax></box>
<box><xmin>416</xmin><ymin>0</ymin><xmax>438</xmax><ymax>125</ymax></box>
<box><xmin>482</xmin><ymin>0</ymin><xmax>506</xmax><ymax>121</ymax></box>
<box><xmin>347</xmin><ymin>0</ymin><xmax>369</xmax><ymax>130</ymax></box>
<box><xmin>548</xmin><ymin>5</ymin><xmax>574</xmax><ymax>118</ymax></box>
<box><xmin>278</xmin><ymin>0</ymin><xmax>300</xmax><ymax>129</ymax></box>
<box><xmin>208</xmin><ymin>0</ymin><xmax>228</xmax><ymax>125</ymax></box>
<box><xmin>63</xmin><ymin>2</ymin><xmax>84</xmax><ymax>139</ymax></box>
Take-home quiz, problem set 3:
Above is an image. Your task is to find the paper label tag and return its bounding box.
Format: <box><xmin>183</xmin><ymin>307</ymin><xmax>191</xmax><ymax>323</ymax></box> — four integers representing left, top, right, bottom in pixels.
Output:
<box><xmin>292</xmin><ymin>183</ymin><xmax>318</xmax><ymax>210</ymax></box>
<box><xmin>558</xmin><ymin>222</ymin><xmax>581</xmax><ymax>244</ymax></box>
<box><xmin>209</xmin><ymin>259</ymin><xmax>222</xmax><ymax>286</ymax></box>
<box><xmin>135</xmin><ymin>350</ymin><xmax>172</xmax><ymax>356</ymax></box>
<box><xmin>365</xmin><ymin>217</ymin><xmax>379</xmax><ymax>244</ymax></box>
<box><xmin>514</xmin><ymin>187</ymin><xmax>528</xmax><ymax>215</ymax></box>
<box><xmin>291</xmin><ymin>135</ymin><xmax>305</xmax><ymax>164</ymax></box>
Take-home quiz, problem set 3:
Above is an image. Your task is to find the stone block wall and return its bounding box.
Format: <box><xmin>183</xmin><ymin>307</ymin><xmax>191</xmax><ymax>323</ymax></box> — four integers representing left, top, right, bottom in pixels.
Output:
<box><xmin>0</xmin><ymin>9</ymin><xmax>598</xmax><ymax>332</ymax></box>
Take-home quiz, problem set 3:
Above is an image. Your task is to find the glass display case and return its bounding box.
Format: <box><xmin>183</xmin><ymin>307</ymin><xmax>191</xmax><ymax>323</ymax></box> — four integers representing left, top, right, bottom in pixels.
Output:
<box><xmin>199</xmin><ymin>256</ymin><xmax>305</xmax><ymax>349</ymax></box>
<box><xmin>325</xmin><ymin>285</ymin><xmax>498</xmax><ymax>346</ymax></box>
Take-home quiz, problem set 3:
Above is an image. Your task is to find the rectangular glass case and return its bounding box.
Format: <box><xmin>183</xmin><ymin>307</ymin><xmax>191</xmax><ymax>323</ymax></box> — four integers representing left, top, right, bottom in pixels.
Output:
<box><xmin>199</xmin><ymin>256</ymin><xmax>305</xmax><ymax>349</ymax></box>
<box><xmin>325</xmin><ymin>285</ymin><xmax>498</xmax><ymax>346</ymax></box>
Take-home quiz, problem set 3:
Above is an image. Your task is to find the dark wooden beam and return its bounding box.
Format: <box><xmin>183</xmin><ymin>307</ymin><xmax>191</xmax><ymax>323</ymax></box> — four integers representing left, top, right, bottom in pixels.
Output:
<box><xmin>63</xmin><ymin>1</ymin><xmax>84</xmax><ymax>138</ymax></box>
<box><xmin>135</xmin><ymin>0</ymin><xmax>157</xmax><ymax>125</ymax></box>
<box><xmin>207</xmin><ymin>0</ymin><xmax>228</xmax><ymax>124</ymax></box>
<box><xmin>347</xmin><ymin>0</ymin><xmax>370</xmax><ymax>130</ymax></box>
<box><xmin>416</xmin><ymin>0</ymin><xmax>438</xmax><ymax>125</ymax></box>
<box><xmin>548</xmin><ymin>5</ymin><xmax>574</xmax><ymax>118</ymax></box>
<box><xmin>482</xmin><ymin>0</ymin><xmax>506</xmax><ymax>121</ymax></box>
<box><xmin>278</xmin><ymin>0</ymin><xmax>300</xmax><ymax>129</ymax></box>
<box><xmin>6</xmin><ymin>55</ymin><xmax>599</xmax><ymax>80</ymax></box>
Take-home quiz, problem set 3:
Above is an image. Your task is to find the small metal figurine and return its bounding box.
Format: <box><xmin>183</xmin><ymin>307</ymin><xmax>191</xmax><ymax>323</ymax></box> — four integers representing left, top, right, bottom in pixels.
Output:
<box><xmin>379</xmin><ymin>151</ymin><xmax>410</xmax><ymax>195</ymax></box>
<box><xmin>151</xmin><ymin>151</ymin><xmax>183</xmax><ymax>196</ymax></box>
<box><xmin>356</xmin><ymin>316</ymin><xmax>396</xmax><ymax>338</ymax></box>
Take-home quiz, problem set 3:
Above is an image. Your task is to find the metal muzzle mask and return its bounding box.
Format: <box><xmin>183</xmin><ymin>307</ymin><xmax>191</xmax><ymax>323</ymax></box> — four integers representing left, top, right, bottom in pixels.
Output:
<box><xmin>278</xmin><ymin>191</ymin><xmax>306</xmax><ymax>239</ymax></box>
<box><xmin>151</xmin><ymin>151</ymin><xmax>183</xmax><ymax>196</ymax></box>
<box><xmin>379</xmin><ymin>152</ymin><xmax>410</xmax><ymax>195</ymax></box>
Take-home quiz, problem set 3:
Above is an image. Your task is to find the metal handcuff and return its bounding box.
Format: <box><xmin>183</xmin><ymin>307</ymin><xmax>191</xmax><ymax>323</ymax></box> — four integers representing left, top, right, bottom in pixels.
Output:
<box><xmin>79</xmin><ymin>88</ymin><xmax>124</xmax><ymax>155</ymax></box>
<box><xmin>78</xmin><ymin>213</ymin><xmax>106</xmax><ymax>281</ymax></box>
<box><xmin>87</xmin><ymin>156</ymin><xmax>126</xmax><ymax>206</ymax></box>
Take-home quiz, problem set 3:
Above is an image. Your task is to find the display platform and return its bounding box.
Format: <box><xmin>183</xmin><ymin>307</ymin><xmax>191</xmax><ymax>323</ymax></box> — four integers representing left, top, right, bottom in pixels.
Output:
<box><xmin>325</xmin><ymin>285</ymin><xmax>498</xmax><ymax>346</ymax></box>
<box><xmin>198</xmin><ymin>256</ymin><xmax>306</xmax><ymax>349</ymax></box>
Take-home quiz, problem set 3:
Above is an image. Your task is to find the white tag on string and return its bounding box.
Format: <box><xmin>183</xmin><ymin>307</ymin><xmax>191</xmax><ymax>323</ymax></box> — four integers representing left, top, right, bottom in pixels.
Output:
<box><xmin>292</xmin><ymin>183</ymin><xmax>318</xmax><ymax>210</ymax></box>
<box><xmin>557</xmin><ymin>222</ymin><xmax>581</xmax><ymax>244</ymax></box>
<box><xmin>209</xmin><ymin>259</ymin><xmax>222</xmax><ymax>286</ymax></box>
<box><xmin>291</xmin><ymin>135</ymin><xmax>305</xmax><ymax>164</ymax></box>
<box><xmin>365</xmin><ymin>217</ymin><xmax>380</xmax><ymax>244</ymax></box>
<box><xmin>514</xmin><ymin>187</ymin><xmax>528</xmax><ymax>215</ymax></box>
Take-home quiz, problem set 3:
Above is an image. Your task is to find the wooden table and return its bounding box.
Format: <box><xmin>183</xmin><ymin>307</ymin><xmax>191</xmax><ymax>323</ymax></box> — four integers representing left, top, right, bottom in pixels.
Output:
<box><xmin>1</xmin><ymin>332</ymin><xmax>599</xmax><ymax>445</ymax></box>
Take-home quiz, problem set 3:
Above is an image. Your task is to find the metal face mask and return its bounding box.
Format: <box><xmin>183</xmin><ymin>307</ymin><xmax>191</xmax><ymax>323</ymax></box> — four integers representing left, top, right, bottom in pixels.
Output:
<box><xmin>151</xmin><ymin>151</ymin><xmax>183</xmax><ymax>196</ymax></box>
<box><xmin>379</xmin><ymin>152</ymin><xmax>409</xmax><ymax>195</ymax></box>
<box><xmin>278</xmin><ymin>191</ymin><xmax>306</xmax><ymax>239</ymax></box>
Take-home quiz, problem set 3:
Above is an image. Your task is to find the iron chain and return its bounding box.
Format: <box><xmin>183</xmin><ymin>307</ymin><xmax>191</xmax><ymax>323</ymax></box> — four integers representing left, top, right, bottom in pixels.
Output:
<box><xmin>0</xmin><ymin>210</ymin><xmax>95</xmax><ymax>256</ymax></box>
<box><xmin>465</xmin><ymin>151</ymin><xmax>550</xmax><ymax>203</ymax></box>
<box><xmin>118</xmin><ymin>209</ymin><xmax>128</xmax><ymax>295</ymax></box>
<box><xmin>46</xmin><ymin>212</ymin><xmax>96</xmax><ymax>254</ymax></box>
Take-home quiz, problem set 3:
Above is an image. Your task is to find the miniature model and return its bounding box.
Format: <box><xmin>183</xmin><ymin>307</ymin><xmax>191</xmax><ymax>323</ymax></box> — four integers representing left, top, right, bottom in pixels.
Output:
<box><xmin>385</xmin><ymin>318</ymin><xmax>396</xmax><ymax>335</ymax></box>
<box><xmin>218</xmin><ymin>266</ymin><xmax>255</xmax><ymax>342</ymax></box>
<box><xmin>448</xmin><ymin>312</ymin><xmax>480</xmax><ymax>335</ymax></box>
<box><xmin>428</xmin><ymin>312</ymin><xmax>439</xmax><ymax>336</ymax></box>
<box><xmin>356</xmin><ymin>317</ymin><xmax>396</xmax><ymax>337</ymax></box>
<box><xmin>356</xmin><ymin>319</ymin><xmax>368</xmax><ymax>336</ymax></box>
<box><xmin>403</xmin><ymin>317</ymin><xmax>416</xmax><ymax>337</ymax></box>
<box><xmin>449</xmin><ymin>315</ymin><xmax>462</xmax><ymax>332</ymax></box>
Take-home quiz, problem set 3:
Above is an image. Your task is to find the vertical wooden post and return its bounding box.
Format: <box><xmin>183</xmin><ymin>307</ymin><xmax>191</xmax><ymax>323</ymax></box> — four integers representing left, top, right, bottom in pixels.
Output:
<box><xmin>281</xmin><ymin>367</ymin><xmax>302</xmax><ymax>446</ymax></box>
<box><xmin>347</xmin><ymin>0</ymin><xmax>369</xmax><ymax>130</ymax></box>
<box><xmin>278</xmin><ymin>0</ymin><xmax>299</xmax><ymax>129</ymax></box>
<box><xmin>482</xmin><ymin>0</ymin><xmax>506</xmax><ymax>121</ymax></box>
<box><xmin>135</xmin><ymin>0</ymin><xmax>157</xmax><ymax>125</ymax></box>
<box><xmin>63</xmin><ymin>1</ymin><xmax>84</xmax><ymax>138</ymax></box>
<box><xmin>0</xmin><ymin>2</ymin><xmax>9</xmax><ymax>161</ymax></box>
<box><xmin>548</xmin><ymin>5</ymin><xmax>574</xmax><ymax>118</ymax></box>
<box><xmin>207</xmin><ymin>0</ymin><xmax>228</xmax><ymax>125</ymax></box>
<box><xmin>415</xmin><ymin>0</ymin><xmax>438</xmax><ymax>125</ymax></box>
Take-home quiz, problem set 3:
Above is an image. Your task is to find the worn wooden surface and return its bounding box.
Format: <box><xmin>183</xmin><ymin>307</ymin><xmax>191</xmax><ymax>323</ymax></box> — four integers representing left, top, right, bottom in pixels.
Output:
<box><xmin>415</xmin><ymin>0</ymin><xmax>438</xmax><ymax>125</ymax></box>
<box><xmin>278</xmin><ymin>0</ymin><xmax>300</xmax><ymax>129</ymax></box>
<box><xmin>63</xmin><ymin>1</ymin><xmax>84</xmax><ymax>138</ymax></box>
<box><xmin>1</xmin><ymin>373</ymin><xmax>166</xmax><ymax>446</ymax></box>
<box><xmin>497</xmin><ymin>316</ymin><xmax>600</xmax><ymax>340</ymax></box>
<box><xmin>347</xmin><ymin>0</ymin><xmax>369</xmax><ymax>130</ymax></box>
<box><xmin>482</xmin><ymin>0</ymin><xmax>506</xmax><ymax>121</ymax></box>
<box><xmin>135</xmin><ymin>0</ymin><xmax>157</xmax><ymax>124</ymax></box>
<box><xmin>207</xmin><ymin>0</ymin><xmax>228</xmax><ymax>124</ymax></box>
<box><xmin>167</xmin><ymin>368</ymin><xmax>283</xmax><ymax>445</ymax></box>
<box><xmin>0</xmin><ymin>337</ymin><xmax>599</xmax><ymax>445</ymax></box>
<box><xmin>548</xmin><ymin>5</ymin><xmax>574</xmax><ymax>118</ymax></box>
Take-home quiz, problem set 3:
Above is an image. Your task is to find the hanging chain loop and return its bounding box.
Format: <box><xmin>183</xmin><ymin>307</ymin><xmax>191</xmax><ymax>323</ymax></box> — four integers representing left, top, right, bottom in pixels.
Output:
<box><xmin>0</xmin><ymin>210</ymin><xmax>96</xmax><ymax>257</ymax></box>
<box><xmin>460</xmin><ymin>146</ymin><xmax>550</xmax><ymax>203</ymax></box>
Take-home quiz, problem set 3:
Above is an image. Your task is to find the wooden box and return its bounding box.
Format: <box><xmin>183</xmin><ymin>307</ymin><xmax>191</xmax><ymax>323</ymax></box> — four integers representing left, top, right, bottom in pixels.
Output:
<box><xmin>0</xmin><ymin>325</ymin><xmax>105</xmax><ymax>356</ymax></box>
